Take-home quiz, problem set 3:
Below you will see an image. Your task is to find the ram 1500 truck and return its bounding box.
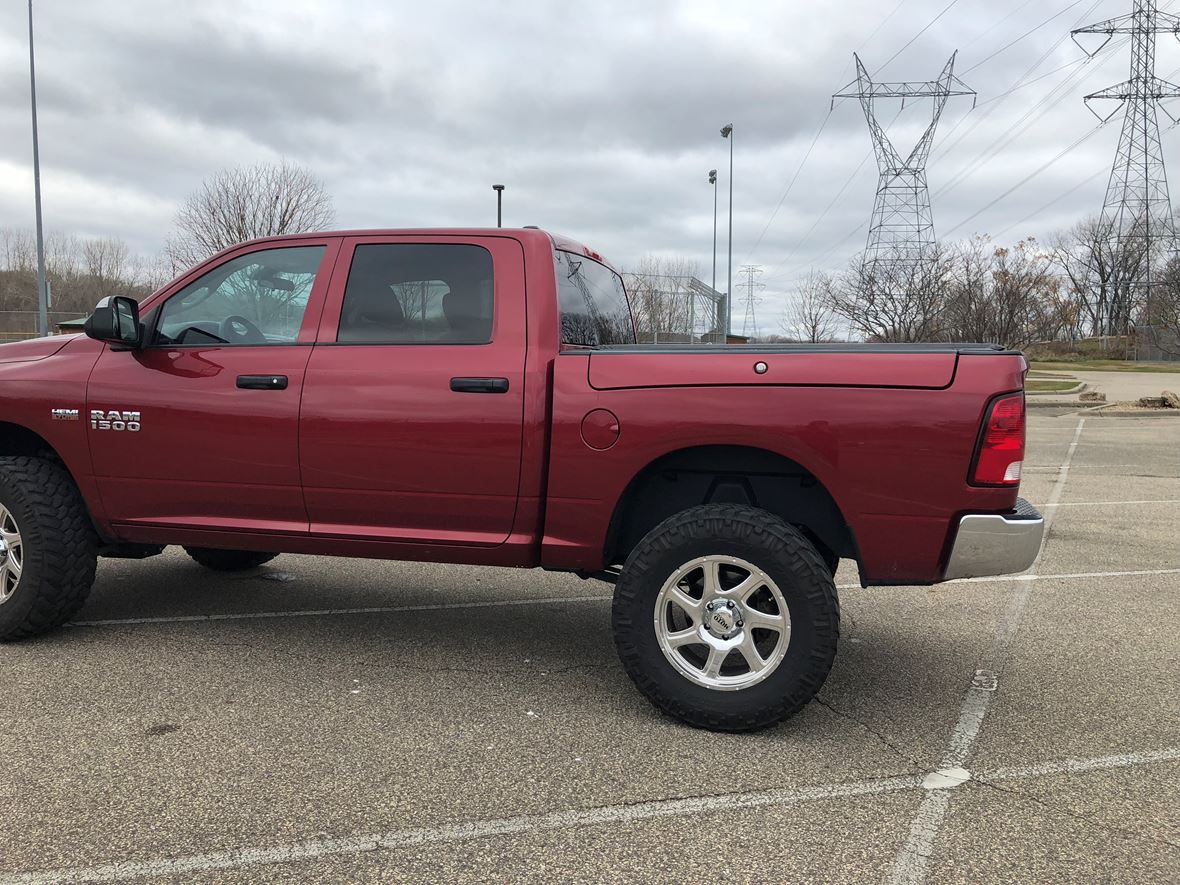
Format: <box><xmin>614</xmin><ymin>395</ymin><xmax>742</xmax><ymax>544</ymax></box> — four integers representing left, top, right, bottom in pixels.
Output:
<box><xmin>0</xmin><ymin>228</ymin><xmax>1042</xmax><ymax>731</ymax></box>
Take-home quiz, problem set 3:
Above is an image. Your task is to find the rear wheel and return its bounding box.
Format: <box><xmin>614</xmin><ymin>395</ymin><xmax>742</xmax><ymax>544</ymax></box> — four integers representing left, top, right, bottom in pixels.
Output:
<box><xmin>612</xmin><ymin>504</ymin><xmax>839</xmax><ymax>732</ymax></box>
<box><xmin>184</xmin><ymin>548</ymin><xmax>278</xmax><ymax>572</ymax></box>
<box><xmin>0</xmin><ymin>456</ymin><xmax>98</xmax><ymax>640</ymax></box>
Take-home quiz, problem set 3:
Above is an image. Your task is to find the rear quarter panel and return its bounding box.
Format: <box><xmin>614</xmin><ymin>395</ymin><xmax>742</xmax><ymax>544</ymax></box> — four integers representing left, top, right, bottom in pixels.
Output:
<box><xmin>542</xmin><ymin>350</ymin><xmax>1025</xmax><ymax>584</ymax></box>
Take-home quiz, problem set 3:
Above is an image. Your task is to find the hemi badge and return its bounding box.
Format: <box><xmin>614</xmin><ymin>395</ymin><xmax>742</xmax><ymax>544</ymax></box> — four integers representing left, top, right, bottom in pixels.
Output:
<box><xmin>51</xmin><ymin>409</ymin><xmax>80</xmax><ymax>422</ymax></box>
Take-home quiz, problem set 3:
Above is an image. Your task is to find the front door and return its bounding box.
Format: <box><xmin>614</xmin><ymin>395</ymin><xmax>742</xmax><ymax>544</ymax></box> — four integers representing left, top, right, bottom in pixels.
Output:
<box><xmin>299</xmin><ymin>235</ymin><xmax>527</xmax><ymax>545</ymax></box>
<box><xmin>86</xmin><ymin>240</ymin><xmax>339</xmax><ymax>534</ymax></box>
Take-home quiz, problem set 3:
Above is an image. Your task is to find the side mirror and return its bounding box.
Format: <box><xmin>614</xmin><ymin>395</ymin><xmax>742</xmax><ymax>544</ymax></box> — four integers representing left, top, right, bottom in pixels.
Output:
<box><xmin>84</xmin><ymin>296</ymin><xmax>142</xmax><ymax>349</ymax></box>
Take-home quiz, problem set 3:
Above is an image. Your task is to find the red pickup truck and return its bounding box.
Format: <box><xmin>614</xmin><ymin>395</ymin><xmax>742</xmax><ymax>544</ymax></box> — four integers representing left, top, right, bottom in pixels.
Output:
<box><xmin>0</xmin><ymin>228</ymin><xmax>1041</xmax><ymax>731</ymax></box>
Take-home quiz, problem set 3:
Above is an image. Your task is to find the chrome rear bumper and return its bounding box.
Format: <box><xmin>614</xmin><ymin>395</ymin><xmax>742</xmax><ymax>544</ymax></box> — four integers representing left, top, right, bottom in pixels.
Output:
<box><xmin>943</xmin><ymin>498</ymin><xmax>1044</xmax><ymax>580</ymax></box>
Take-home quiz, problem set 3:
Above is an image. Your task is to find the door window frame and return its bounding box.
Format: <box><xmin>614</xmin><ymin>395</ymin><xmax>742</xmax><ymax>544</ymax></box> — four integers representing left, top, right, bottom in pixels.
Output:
<box><xmin>138</xmin><ymin>238</ymin><xmax>342</xmax><ymax>348</ymax></box>
<box><xmin>315</xmin><ymin>235</ymin><xmax>525</xmax><ymax>347</ymax></box>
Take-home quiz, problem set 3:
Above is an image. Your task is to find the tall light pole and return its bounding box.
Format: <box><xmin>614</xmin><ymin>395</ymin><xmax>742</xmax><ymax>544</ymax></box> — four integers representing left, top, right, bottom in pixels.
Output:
<box><xmin>720</xmin><ymin>124</ymin><xmax>733</xmax><ymax>338</ymax></box>
<box><xmin>708</xmin><ymin>169</ymin><xmax>718</xmax><ymax>291</ymax></box>
<box><xmin>492</xmin><ymin>184</ymin><xmax>504</xmax><ymax>228</ymax></box>
<box><xmin>27</xmin><ymin>0</ymin><xmax>49</xmax><ymax>338</ymax></box>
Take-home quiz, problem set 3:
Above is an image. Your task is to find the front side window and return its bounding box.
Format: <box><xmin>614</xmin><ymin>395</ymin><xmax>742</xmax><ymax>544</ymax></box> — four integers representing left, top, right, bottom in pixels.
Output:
<box><xmin>337</xmin><ymin>243</ymin><xmax>494</xmax><ymax>344</ymax></box>
<box><xmin>555</xmin><ymin>250</ymin><xmax>635</xmax><ymax>346</ymax></box>
<box><xmin>154</xmin><ymin>246</ymin><xmax>325</xmax><ymax>346</ymax></box>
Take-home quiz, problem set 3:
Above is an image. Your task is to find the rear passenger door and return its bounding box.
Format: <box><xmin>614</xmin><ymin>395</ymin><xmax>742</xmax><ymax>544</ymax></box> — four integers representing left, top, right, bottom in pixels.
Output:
<box><xmin>299</xmin><ymin>235</ymin><xmax>527</xmax><ymax>545</ymax></box>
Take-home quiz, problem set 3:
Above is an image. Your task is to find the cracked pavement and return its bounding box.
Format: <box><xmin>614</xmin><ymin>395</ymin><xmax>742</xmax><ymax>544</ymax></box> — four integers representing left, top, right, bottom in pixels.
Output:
<box><xmin>0</xmin><ymin>413</ymin><xmax>1177</xmax><ymax>883</ymax></box>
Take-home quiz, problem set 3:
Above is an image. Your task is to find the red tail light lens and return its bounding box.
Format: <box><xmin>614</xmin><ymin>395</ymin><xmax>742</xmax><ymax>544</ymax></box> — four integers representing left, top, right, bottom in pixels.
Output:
<box><xmin>972</xmin><ymin>393</ymin><xmax>1025</xmax><ymax>486</ymax></box>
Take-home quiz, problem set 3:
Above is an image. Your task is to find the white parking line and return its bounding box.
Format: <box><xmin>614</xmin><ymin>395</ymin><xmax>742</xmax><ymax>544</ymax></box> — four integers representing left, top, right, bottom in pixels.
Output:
<box><xmin>67</xmin><ymin>595</ymin><xmax>610</xmax><ymax>627</ymax></box>
<box><xmin>65</xmin><ymin>565</ymin><xmax>1180</xmax><ymax>629</ymax></box>
<box><xmin>1036</xmin><ymin>499</ymin><xmax>1180</xmax><ymax>508</ymax></box>
<box><xmin>887</xmin><ymin>417</ymin><xmax>1086</xmax><ymax>885</ymax></box>
<box><xmin>3</xmin><ymin>745</ymin><xmax>1176</xmax><ymax>885</ymax></box>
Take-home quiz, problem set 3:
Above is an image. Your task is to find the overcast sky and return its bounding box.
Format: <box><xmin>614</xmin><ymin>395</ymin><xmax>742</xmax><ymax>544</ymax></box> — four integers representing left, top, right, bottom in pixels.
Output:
<box><xmin>0</xmin><ymin>0</ymin><xmax>1170</xmax><ymax>330</ymax></box>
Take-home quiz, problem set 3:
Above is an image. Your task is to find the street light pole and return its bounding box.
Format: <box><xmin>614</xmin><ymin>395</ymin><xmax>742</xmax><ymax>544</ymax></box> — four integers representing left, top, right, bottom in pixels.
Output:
<box><xmin>721</xmin><ymin>124</ymin><xmax>733</xmax><ymax>339</ymax></box>
<box><xmin>27</xmin><ymin>0</ymin><xmax>48</xmax><ymax>338</ymax></box>
<box><xmin>492</xmin><ymin>184</ymin><xmax>504</xmax><ymax>228</ymax></box>
<box><xmin>708</xmin><ymin>169</ymin><xmax>717</xmax><ymax>292</ymax></box>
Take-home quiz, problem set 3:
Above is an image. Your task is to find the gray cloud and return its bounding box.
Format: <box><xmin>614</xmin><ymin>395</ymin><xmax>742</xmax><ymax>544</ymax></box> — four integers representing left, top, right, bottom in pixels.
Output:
<box><xmin>0</xmin><ymin>0</ymin><xmax>1167</xmax><ymax>328</ymax></box>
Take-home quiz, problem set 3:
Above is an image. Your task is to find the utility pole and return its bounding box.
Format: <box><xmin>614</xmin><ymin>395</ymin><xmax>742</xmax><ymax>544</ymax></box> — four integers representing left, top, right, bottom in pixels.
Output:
<box><xmin>833</xmin><ymin>54</ymin><xmax>974</xmax><ymax>303</ymax></box>
<box><xmin>721</xmin><ymin>124</ymin><xmax>734</xmax><ymax>338</ymax></box>
<box><xmin>1073</xmin><ymin>0</ymin><xmax>1180</xmax><ymax>337</ymax></box>
<box><xmin>492</xmin><ymin>184</ymin><xmax>505</xmax><ymax>228</ymax></box>
<box><xmin>27</xmin><ymin>0</ymin><xmax>49</xmax><ymax>338</ymax></box>
<box><xmin>739</xmin><ymin>264</ymin><xmax>764</xmax><ymax>339</ymax></box>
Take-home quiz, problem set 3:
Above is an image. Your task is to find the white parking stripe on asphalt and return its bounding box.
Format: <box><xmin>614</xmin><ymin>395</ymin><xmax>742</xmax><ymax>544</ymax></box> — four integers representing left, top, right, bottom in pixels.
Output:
<box><xmin>886</xmin><ymin>417</ymin><xmax>1086</xmax><ymax>885</ymax></box>
<box><xmin>65</xmin><ymin>567</ymin><xmax>1180</xmax><ymax>629</ymax></box>
<box><xmin>3</xmin><ymin>744</ymin><xmax>1175</xmax><ymax>885</ymax></box>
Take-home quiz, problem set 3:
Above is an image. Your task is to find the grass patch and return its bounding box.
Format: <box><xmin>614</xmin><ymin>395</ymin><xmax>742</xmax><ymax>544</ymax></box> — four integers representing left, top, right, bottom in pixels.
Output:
<box><xmin>1030</xmin><ymin>359</ymin><xmax>1180</xmax><ymax>374</ymax></box>
<box><xmin>1026</xmin><ymin>380</ymin><xmax>1079</xmax><ymax>392</ymax></box>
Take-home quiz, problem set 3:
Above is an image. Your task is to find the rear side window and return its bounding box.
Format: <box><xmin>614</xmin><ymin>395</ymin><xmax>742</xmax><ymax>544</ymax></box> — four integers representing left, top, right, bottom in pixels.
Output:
<box><xmin>555</xmin><ymin>250</ymin><xmax>635</xmax><ymax>346</ymax></box>
<box><xmin>338</xmin><ymin>243</ymin><xmax>494</xmax><ymax>344</ymax></box>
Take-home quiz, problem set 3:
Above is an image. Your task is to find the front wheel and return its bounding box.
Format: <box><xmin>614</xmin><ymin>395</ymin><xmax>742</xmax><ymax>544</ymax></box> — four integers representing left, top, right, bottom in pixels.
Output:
<box><xmin>0</xmin><ymin>456</ymin><xmax>98</xmax><ymax>641</ymax></box>
<box><xmin>612</xmin><ymin>504</ymin><xmax>839</xmax><ymax>732</ymax></box>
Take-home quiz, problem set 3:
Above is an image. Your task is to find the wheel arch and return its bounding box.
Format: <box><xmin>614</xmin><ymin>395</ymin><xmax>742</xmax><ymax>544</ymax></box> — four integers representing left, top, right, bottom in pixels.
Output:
<box><xmin>603</xmin><ymin>444</ymin><xmax>859</xmax><ymax>571</ymax></box>
<box><xmin>0</xmin><ymin>421</ymin><xmax>106</xmax><ymax>535</ymax></box>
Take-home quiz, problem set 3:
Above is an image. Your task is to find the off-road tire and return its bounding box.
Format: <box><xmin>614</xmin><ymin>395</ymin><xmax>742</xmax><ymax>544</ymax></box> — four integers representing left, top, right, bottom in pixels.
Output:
<box><xmin>184</xmin><ymin>548</ymin><xmax>278</xmax><ymax>572</ymax></box>
<box><xmin>0</xmin><ymin>456</ymin><xmax>98</xmax><ymax>640</ymax></box>
<box><xmin>612</xmin><ymin>504</ymin><xmax>840</xmax><ymax>732</ymax></box>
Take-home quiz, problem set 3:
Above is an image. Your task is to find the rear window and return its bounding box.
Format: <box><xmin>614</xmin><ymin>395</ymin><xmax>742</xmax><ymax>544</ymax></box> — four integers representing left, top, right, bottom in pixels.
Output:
<box><xmin>555</xmin><ymin>250</ymin><xmax>635</xmax><ymax>346</ymax></box>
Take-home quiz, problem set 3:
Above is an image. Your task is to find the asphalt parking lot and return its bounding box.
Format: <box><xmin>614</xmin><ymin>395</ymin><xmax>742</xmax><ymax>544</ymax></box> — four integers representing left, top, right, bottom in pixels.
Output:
<box><xmin>1</xmin><ymin>412</ymin><xmax>1177</xmax><ymax>884</ymax></box>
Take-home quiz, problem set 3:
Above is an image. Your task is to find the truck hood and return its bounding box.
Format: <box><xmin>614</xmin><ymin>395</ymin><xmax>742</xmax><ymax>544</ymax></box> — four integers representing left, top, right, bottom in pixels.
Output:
<box><xmin>0</xmin><ymin>335</ymin><xmax>76</xmax><ymax>364</ymax></box>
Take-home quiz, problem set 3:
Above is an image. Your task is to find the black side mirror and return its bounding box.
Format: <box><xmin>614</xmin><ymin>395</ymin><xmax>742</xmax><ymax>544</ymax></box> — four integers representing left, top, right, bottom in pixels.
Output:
<box><xmin>84</xmin><ymin>296</ymin><xmax>142</xmax><ymax>349</ymax></box>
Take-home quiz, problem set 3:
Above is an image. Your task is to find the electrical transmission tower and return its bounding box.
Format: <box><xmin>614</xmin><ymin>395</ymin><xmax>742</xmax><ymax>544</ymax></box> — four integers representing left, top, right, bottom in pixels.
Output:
<box><xmin>739</xmin><ymin>265</ymin><xmax>764</xmax><ymax>338</ymax></box>
<box><xmin>833</xmin><ymin>53</ymin><xmax>975</xmax><ymax>285</ymax></box>
<box><xmin>1073</xmin><ymin>0</ymin><xmax>1180</xmax><ymax>336</ymax></box>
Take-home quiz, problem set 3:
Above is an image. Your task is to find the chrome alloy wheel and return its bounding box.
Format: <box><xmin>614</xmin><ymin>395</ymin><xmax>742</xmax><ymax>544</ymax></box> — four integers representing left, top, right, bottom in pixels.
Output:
<box><xmin>653</xmin><ymin>555</ymin><xmax>791</xmax><ymax>691</ymax></box>
<box><xmin>0</xmin><ymin>503</ymin><xmax>23</xmax><ymax>605</ymax></box>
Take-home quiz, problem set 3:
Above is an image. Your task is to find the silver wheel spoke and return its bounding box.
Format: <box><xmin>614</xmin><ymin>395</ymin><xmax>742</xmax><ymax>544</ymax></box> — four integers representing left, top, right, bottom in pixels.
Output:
<box><xmin>702</xmin><ymin>643</ymin><xmax>729</xmax><ymax>679</ymax></box>
<box><xmin>0</xmin><ymin>529</ymin><xmax>18</xmax><ymax>548</ymax></box>
<box><xmin>730</xmin><ymin>573</ymin><xmax>764</xmax><ymax>600</ymax></box>
<box><xmin>743</xmin><ymin>607</ymin><xmax>786</xmax><ymax>633</ymax></box>
<box><xmin>701</xmin><ymin>559</ymin><xmax>722</xmax><ymax>596</ymax></box>
<box><xmin>6</xmin><ymin>553</ymin><xmax>19</xmax><ymax>581</ymax></box>
<box><xmin>667</xmin><ymin>586</ymin><xmax>702</xmax><ymax>618</ymax></box>
<box><xmin>737</xmin><ymin>634</ymin><xmax>766</xmax><ymax>673</ymax></box>
<box><xmin>666</xmin><ymin>626</ymin><xmax>700</xmax><ymax>648</ymax></box>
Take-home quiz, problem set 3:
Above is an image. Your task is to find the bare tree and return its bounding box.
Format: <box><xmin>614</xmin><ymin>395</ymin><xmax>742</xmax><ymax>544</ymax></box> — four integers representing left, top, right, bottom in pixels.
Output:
<box><xmin>1047</xmin><ymin>215</ymin><xmax>1149</xmax><ymax>339</ymax></box>
<box><xmin>624</xmin><ymin>255</ymin><xmax>701</xmax><ymax>342</ymax></box>
<box><xmin>828</xmin><ymin>246</ymin><xmax>952</xmax><ymax>342</ymax></box>
<box><xmin>944</xmin><ymin>236</ymin><xmax>1061</xmax><ymax>347</ymax></box>
<box><xmin>165</xmin><ymin>161</ymin><xmax>336</xmax><ymax>270</ymax></box>
<box><xmin>782</xmin><ymin>271</ymin><xmax>840</xmax><ymax>342</ymax></box>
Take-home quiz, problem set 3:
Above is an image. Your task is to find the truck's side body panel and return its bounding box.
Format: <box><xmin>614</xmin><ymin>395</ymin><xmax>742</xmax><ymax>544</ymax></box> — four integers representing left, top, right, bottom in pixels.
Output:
<box><xmin>542</xmin><ymin>350</ymin><xmax>1025</xmax><ymax>584</ymax></box>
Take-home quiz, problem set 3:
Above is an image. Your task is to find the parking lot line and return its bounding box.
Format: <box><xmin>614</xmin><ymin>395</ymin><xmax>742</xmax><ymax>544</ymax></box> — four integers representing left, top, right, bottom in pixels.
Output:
<box><xmin>886</xmin><ymin>417</ymin><xmax>1085</xmax><ymax>885</ymax></box>
<box><xmin>65</xmin><ymin>568</ymin><xmax>1180</xmax><ymax>629</ymax></box>
<box><xmin>3</xmin><ymin>745</ymin><xmax>1174</xmax><ymax>885</ymax></box>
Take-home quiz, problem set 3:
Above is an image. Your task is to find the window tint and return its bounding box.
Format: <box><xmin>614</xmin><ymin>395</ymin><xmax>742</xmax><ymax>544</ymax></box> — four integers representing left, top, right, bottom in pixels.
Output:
<box><xmin>555</xmin><ymin>250</ymin><xmax>635</xmax><ymax>346</ymax></box>
<box><xmin>154</xmin><ymin>246</ymin><xmax>324</xmax><ymax>346</ymax></box>
<box><xmin>338</xmin><ymin>244</ymin><xmax>494</xmax><ymax>344</ymax></box>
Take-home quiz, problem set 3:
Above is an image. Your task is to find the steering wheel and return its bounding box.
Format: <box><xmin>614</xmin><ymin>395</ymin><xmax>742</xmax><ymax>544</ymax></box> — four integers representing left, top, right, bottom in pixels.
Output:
<box><xmin>219</xmin><ymin>315</ymin><xmax>267</xmax><ymax>345</ymax></box>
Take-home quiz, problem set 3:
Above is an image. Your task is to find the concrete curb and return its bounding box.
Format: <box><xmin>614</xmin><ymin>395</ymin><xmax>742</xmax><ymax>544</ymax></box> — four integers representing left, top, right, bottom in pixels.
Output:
<box><xmin>1026</xmin><ymin>381</ymin><xmax>1085</xmax><ymax>396</ymax></box>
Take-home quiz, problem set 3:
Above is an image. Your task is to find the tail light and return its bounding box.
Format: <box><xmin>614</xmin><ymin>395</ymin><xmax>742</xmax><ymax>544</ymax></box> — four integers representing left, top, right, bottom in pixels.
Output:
<box><xmin>971</xmin><ymin>393</ymin><xmax>1025</xmax><ymax>486</ymax></box>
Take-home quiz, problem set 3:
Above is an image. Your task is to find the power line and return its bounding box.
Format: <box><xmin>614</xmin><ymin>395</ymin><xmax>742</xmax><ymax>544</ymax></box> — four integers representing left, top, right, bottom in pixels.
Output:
<box><xmin>872</xmin><ymin>0</ymin><xmax>964</xmax><ymax>76</ymax></box>
<box><xmin>942</xmin><ymin>122</ymin><xmax>1109</xmax><ymax>236</ymax></box>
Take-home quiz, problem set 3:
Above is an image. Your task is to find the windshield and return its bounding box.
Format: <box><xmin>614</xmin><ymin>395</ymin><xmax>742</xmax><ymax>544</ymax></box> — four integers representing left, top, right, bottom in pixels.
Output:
<box><xmin>554</xmin><ymin>250</ymin><xmax>635</xmax><ymax>347</ymax></box>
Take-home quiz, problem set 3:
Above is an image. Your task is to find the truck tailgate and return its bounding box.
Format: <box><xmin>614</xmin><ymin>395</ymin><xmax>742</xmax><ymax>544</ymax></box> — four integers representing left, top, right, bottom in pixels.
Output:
<box><xmin>587</xmin><ymin>350</ymin><xmax>958</xmax><ymax>390</ymax></box>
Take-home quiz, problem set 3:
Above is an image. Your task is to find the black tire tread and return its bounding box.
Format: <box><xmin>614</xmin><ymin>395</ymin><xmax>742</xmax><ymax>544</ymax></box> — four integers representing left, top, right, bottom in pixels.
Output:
<box><xmin>612</xmin><ymin>503</ymin><xmax>840</xmax><ymax>732</ymax></box>
<box><xmin>0</xmin><ymin>456</ymin><xmax>98</xmax><ymax>640</ymax></box>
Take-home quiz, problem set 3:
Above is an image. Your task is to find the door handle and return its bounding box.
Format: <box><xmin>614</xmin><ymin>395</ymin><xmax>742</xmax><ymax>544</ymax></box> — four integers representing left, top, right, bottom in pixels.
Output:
<box><xmin>450</xmin><ymin>377</ymin><xmax>509</xmax><ymax>394</ymax></box>
<box><xmin>237</xmin><ymin>375</ymin><xmax>289</xmax><ymax>390</ymax></box>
